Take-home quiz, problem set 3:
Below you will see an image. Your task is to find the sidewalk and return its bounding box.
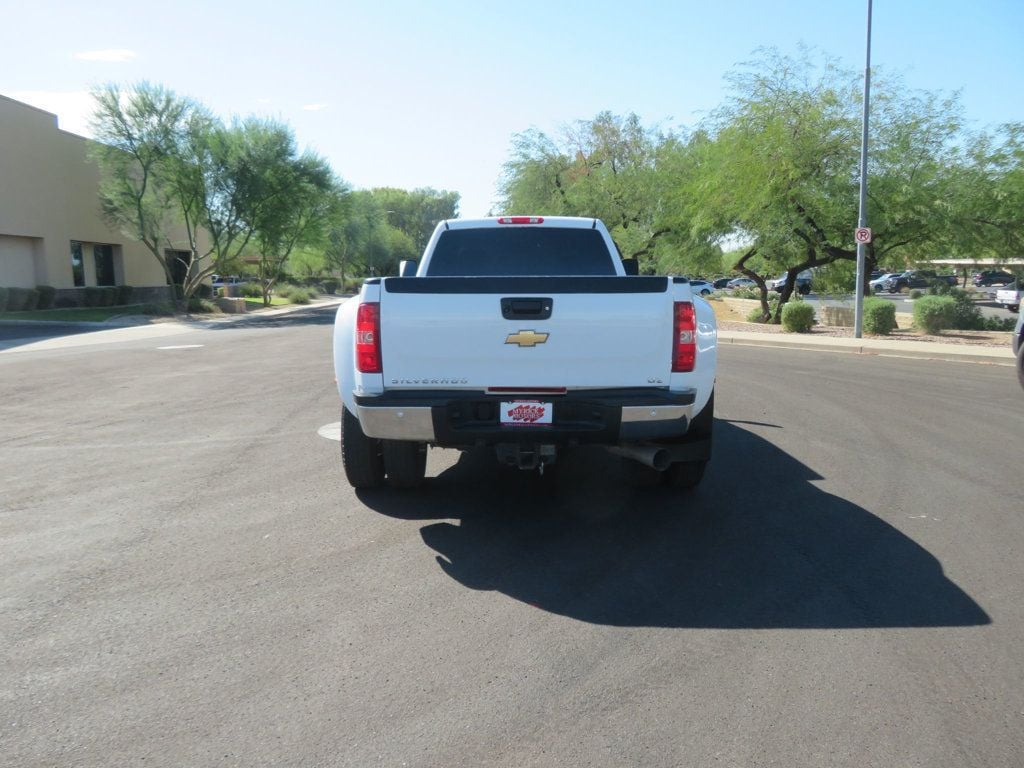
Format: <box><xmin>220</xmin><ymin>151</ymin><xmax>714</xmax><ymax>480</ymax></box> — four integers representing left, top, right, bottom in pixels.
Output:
<box><xmin>719</xmin><ymin>328</ymin><xmax>1015</xmax><ymax>365</ymax></box>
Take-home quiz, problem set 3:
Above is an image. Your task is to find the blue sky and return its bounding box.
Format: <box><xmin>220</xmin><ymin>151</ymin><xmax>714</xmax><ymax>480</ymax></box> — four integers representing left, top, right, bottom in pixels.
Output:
<box><xmin>2</xmin><ymin>0</ymin><xmax>1022</xmax><ymax>217</ymax></box>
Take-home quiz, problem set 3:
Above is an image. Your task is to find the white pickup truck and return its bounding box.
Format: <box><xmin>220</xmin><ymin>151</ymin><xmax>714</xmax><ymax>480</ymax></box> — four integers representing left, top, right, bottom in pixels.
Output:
<box><xmin>995</xmin><ymin>282</ymin><xmax>1021</xmax><ymax>314</ymax></box>
<box><xmin>332</xmin><ymin>216</ymin><xmax>717</xmax><ymax>489</ymax></box>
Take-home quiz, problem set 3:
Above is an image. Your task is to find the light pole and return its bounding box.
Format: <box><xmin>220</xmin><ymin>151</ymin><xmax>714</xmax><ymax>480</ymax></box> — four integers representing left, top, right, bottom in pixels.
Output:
<box><xmin>854</xmin><ymin>0</ymin><xmax>873</xmax><ymax>338</ymax></box>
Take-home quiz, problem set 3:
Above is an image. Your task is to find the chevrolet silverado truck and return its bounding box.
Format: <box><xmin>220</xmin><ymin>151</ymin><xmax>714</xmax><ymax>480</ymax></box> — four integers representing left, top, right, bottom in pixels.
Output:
<box><xmin>332</xmin><ymin>216</ymin><xmax>718</xmax><ymax>489</ymax></box>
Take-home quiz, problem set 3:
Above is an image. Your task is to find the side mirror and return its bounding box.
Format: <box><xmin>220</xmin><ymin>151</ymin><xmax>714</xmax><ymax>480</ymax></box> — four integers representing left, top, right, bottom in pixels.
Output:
<box><xmin>622</xmin><ymin>258</ymin><xmax>639</xmax><ymax>276</ymax></box>
<box><xmin>399</xmin><ymin>260</ymin><xmax>418</xmax><ymax>277</ymax></box>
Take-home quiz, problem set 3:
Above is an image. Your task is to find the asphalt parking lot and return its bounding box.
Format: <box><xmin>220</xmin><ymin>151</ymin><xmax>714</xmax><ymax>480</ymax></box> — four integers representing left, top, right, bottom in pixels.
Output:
<box><xmin>3</xmin><ymin>305</ymin><xmax>1022</xmax><ymax>767</ymax></box>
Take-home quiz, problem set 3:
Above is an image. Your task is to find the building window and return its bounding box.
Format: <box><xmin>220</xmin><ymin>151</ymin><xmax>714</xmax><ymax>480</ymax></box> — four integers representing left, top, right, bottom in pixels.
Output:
<box><xmin>70</xmin><ymin>241</ymin><xmax>85</xmax><ymax>287</ymax></box>
<box><xmin>94</xmin><ymin>244</ymin><xmax>115</xmax><ymax>286</ymax></box>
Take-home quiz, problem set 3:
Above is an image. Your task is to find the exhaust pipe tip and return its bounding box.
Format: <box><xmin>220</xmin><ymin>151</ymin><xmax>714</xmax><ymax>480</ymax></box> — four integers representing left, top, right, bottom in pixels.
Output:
<box><xmin>608</xmin><ymin>445</ymin><xmax>671</xmax><ymax>471</ymax></box>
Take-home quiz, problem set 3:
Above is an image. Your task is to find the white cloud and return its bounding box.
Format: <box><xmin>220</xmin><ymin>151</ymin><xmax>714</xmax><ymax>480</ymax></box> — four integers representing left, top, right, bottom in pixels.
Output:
<box><xmin>302</xmin><ymin>103</ymin><xmax>328</xmax><ymax>112</ymax></box>
<box><xmin>73</xmin><ymin>48</ymin><xmax>138</xmax><ymax>62</ymax></box>
<box><xmin>7</xmin><ymin>90</ymin><xmax>95</xmax><ymax>137</ymax></box>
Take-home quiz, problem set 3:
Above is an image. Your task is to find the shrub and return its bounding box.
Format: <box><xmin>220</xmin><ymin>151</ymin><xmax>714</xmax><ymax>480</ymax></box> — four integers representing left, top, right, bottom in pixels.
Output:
<box><xmin>863</xmin><ymin>298</ymin><xmax>898</xmax><ymax>335</ymax></box>
<box><xmin>116</xmin><ymin>285</ymin><xmax>134</xmax><ymax>306</ymax></box>
<box><xmin>0</xmin><ymin>287</ymin><xmax>8</xmax><ymax>312</ymax></box>
<box><xmin>928</xmin><ymin>280</ymin><xmax>952</xmax><ymax>296</ymax></box>
<box><xmin>321</xmin><ymin>279</ymin><xmax>339</xmax><ymax>294</ymax></box>
<box><xmin>196</xmin><ymin>283</ymin><xmax>214</xmax><ymax>299</ymax></box>
<box><xmin>913</xmin><ymin>295</ymin><xmax>956</xmax><ymax>334</ymax></box>
<box><xmin>139</xmin><ymin>302</ymin><xmax>175</xmax><ymax>316</ymax></box>
<box><xmin>187</xmin><ymin>297</ymin><xmax>220</xmax><ymax>313</ymax></box>
<box><xmin>274</xmin><ymin>283</ymin><xmax>297</xmax><ymax>298</ymax></box>
<box><xmin>36</xmin><ymin>285</ymin><xmax>57</xmax><ymax>310</ymax></box>
<box><xmin>83</xmin><ymin>287</ymin><xmax>103</xmax><ymax>307</ymax></box>
<box><xmin>781</xmin><ymin>301</ymin><xmax>816</xmax><ymax>332</ymax></box>
<box><xmin>287</xmin><ymin>287</ymin><xmax>314</xmax><ymax>305</ymax></box>
<box><xmin>240</xmin><ymin>281</ymin><xmax>264</xmax><ymax>298</ymax></box>
<box><xmin>101</xmin><ymin>287</ymin><xmax>118</xmax><ymax>306</ymax></box>
<box><xmin>949</xmin><ymin>293</ymin><xmax>984</xmax><ymax>330</ymax></box>
<box><xmin>909</xmin><ymin>289</ymin><xmax>923</xmax><ymax>300</ymax></box>
<box><xmin>731</xmin><ymin>286</ymin><xmax>761</xmax><ymax>300</ymax></box>
<box><xmin>6</xmin><ymin>287</ymin><xmax>27</xmax><ymax>311</ymax></box>
<box><xmin>22</xmin><ymin>288</ymin><xmax>41</xmax><ymax>311</ymax></box>
<box><xmin>982</xmin><ymin>316</ymin><xmax>1017</xmax><ymax>332</ymax></box>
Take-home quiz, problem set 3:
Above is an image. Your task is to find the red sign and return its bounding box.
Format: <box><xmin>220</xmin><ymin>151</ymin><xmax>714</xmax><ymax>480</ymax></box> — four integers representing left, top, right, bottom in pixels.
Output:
<box><xmin>855</xmin><ymin>227</ymin><xmax>873</xmax><ymax>244</ymax></box>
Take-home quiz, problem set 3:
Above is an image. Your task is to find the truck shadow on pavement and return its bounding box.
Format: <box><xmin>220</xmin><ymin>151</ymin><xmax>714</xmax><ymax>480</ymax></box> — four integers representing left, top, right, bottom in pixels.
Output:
<box><xmin>357</xmin><ymin>420</ymin><xmax>991</xmax><ymax>629</ymax></box>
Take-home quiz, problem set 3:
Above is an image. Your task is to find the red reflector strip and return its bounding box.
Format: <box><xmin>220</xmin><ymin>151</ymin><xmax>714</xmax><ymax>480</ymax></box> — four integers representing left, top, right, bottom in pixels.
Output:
<box><xmin>497</xmin><ymin>216</ymin><xmax>544</xmax><ymax>224</ymax></box>
<box><xmin>672</xmin><ymin>301</ymin><xmax>697</xmax><ymax>373</ymax></box>
<box><xmin>487</xmin><ymin>386</ymin><xmax>567</xmax><ymax>395</ymax></box>
<box><xmin>355</xmin><ymin>302</ymin><xmax>382</xmax><ymax>373</ymax></box>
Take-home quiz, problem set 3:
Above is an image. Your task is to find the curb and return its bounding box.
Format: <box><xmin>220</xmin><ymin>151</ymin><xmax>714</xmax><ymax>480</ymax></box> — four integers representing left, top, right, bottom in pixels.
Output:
<box><xmin>0</xmin><ymin>296</ymin><xmax>348</xmax><ymax>331</ymax></box>
<box><xmin>718</xmin><ymin>331</ymin><xmax>1015</xmax><ymax>366</ymax></box>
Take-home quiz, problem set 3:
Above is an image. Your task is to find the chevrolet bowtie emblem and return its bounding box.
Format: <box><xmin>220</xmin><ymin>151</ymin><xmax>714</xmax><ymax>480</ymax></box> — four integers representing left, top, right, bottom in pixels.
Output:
<box><xmin>505</xmin><ymin>330</ymin><xmax>549</xmax><ymax>348</ymax></box>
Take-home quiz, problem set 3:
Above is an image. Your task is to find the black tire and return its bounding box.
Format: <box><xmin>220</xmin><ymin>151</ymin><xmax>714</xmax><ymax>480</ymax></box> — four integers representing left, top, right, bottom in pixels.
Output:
<box><xmin>382</xmin><ymin>440</ymin><xmax>427</xmax><ymax>489</ymax></box>
<box><xmin>341</xmin><ymin>407</ymin><xmax>385</xmax><ymax>489</ymax></box>
<box><xmin>1017</xmin><ymin>341</ymin><xmax>1024</xmax><ymax>390</ymax></box>
<box><xmin>1009</xmin><ymin>305</ymin><xmax>1020</xmax><ymax>314</ymax></box>
<box><xmin>664</xmin><ymin>390</ymin><xmax>714</xmax><ymax>490</ymax></box>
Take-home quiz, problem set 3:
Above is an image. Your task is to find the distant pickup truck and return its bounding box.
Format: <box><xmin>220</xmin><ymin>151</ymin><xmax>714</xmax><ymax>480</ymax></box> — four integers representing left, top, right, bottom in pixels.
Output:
<box><xmin>995</xmin><ymin>283</ymin><xmax>1021</xmax><ymax>313</ymax></box>
<box><xmin>883</xmin><ymin>270</ymin><xmax>958</xmax><ymax>293</ymax></box>
<box><xmin>333</xmin><ymin>216</ymin><xmax>718</xmax><ymax>490</ymax></box>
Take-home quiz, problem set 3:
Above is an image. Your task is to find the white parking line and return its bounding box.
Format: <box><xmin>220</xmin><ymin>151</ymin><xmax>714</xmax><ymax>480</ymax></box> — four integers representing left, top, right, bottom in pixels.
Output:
<box><xmin>317</xmin><ymin>422</ymin><xmax>341</xmax><ymax>441</ymax></box>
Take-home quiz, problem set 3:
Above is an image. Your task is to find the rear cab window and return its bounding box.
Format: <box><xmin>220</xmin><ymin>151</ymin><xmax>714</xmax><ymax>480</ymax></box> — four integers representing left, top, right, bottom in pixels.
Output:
<box><xmin>425</xmin><ymin>228</ymin><xmax>616</xmax><ymax>276</ymax></box>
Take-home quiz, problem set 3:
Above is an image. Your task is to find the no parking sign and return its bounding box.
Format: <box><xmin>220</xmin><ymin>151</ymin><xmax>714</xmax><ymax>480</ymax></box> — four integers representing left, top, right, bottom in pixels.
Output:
<box><xmin>855</xmin><ymin>227</ymin><xmax>872</xmax><ymax>244</ymax></box>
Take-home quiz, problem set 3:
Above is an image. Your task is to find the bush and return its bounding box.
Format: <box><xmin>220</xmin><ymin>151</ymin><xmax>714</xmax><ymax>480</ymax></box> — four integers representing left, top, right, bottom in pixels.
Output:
<box><xmin>196</xmin><ymin>283</ymin><xmax>213</xmax><ymax>299</ymax></box>
<box><xmin>83</xmin><ymin>287</ymin><xmax>102</xmax><ymax>307</ymax></box>
<box><xmin>6</xmin><ymin>287</ymin><xmax>37</xmax><ymax>311</ymax></box>
<box><xmin>240</xmin><ymin>281</ymin><xmax>264</xmax><ymax>298</ymax></box>
<box><xmin>781</xmin><ymin>301</ymin><xmax>816</xmax><ymax>332</ymax></box>
<box><xmin>982</xmin><ymin>316</ymin><xmax>1017</xmax><ymax>331</ymax></box>
<box><xmin>101</xmin><ymin>287</ymin><xmax>118</xmax><ymax>307</ymax></box>
<box><xmin>187</xmin><ymin>297</ymin><xmax>220</xmax><ymax>313</ymax></box>
<box><xmin>928</xmin><ymin>280</ymin><xmax>952</xmax><ymax>296</ymax></box>
<box><xmin>139</xmin><ymin>302</ymin><xmax>175</xmax><ymax>316</ymax></box>
<box><xmin>321</xmin><ymin>279</ymin><xmax>339</xmax><ymax>294</ymax></box>
<box><xmin>274</xmin><ymin>283</ymin><xmax>297</xmax><ymax>299</ymax></box>
<box><xmin>116</xmin><ymin>285</ymin><xmax>134</xmax><ymax>306</ymax></box>
<box><xmin>286</xmin><ymin>287</ymin><xmax>314</xmax><ymax>305</ymax></box>
<box><xmin>863</xmin><ymin>298</ymin><xmax>898</xmax><ymax>335</ymax></box>
<box><xmin>949</xmin><ymin>293</ymin><xmax>984</xmax><ymax>330</ymax></box>
<box><xmin>0</xmin><ymin>287</ymin><xmax>8</xmax><ymax>312</ymax></box>
<box><xmin>731</xmin><ymin>286</ymin><xmax>761</xmax><ymax>300</ymax></box>
<box><xmin>909</xmin><ymin>289</ymin><xmax>923</xmax><ymax>300</ymax></box>
<box><xmin>913</xmin><ymin>295</ymin><xmax>956</xmax><ymax>334</ymax></box>
<box><xmin>36</xmin><ymin>285</ymin><xmax>57</xmax><ymax>310</ymax></box>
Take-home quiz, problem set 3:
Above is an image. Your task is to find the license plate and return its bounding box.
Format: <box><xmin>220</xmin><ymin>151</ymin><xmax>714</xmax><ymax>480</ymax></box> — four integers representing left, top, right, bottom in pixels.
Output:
<box><xmin>500</xmin><ymin>400</ymin><xmax>553</xmax><ymax>426</ymax></box>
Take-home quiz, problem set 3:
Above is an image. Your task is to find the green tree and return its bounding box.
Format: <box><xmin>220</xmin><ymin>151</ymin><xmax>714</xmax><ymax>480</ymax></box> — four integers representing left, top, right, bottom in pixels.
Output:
<box><xmin>498</xmin><ymin>112</ymin><xmax>714</xmax><ymax>274</ymax></box>
<box><xmin>369</xmin><ymin>187</ymin><xmax>460</xmax><ymax>255</ymax></box>
<box><xmin>90</xmin><ymin>82</ymin><xmax>211</xmax><ymax>309</ymax></box>
<box><xmin>685</xmin><ymin>48</ymin><xmax>971</xmax><ymax>322</ymax></box>
<box><xmin>250</xmin><ymin>133</ymin><xmax>344</xmax><ymax>306</ymax></box>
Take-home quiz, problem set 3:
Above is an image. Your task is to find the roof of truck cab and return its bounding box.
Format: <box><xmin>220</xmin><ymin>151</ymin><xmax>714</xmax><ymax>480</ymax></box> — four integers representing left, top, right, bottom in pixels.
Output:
<box><xmin>442</xmin><ymin>216</ymin><xmax>599</xmax><ymax>229</ymax></box>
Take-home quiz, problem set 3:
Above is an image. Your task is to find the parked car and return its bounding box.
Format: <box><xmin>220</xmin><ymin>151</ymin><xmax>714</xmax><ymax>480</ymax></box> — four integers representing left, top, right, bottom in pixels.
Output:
<box><xmin>765</xmin><ymin>271</ymin><xmax>812</xmax><ymax>295</ymax></box>
<box><xmin>712</xmin><ymin>277</ymin><xmax>733</xmax><ymax>290</ymax></box>
<box><xmin>688</xmin><ymin>279</ymin><xmax>714</xmax><ymax>296</ymax></box>
<box><xmin>973</xmin><ymin>270</ymin><xmax>1015</xmax><ymax>287</ymax></box>
<box><xmin>870</xmin><ymin>272</ymin><xmax>902</xmax><ymax>293</ymax></box>
<box><xmin>726</xmin><ymin>277</ymin><xmax>757</xmax><ymax>290</ymax></box>
<box><xmin>995</xmin><ymin>281</ymin><xmax>1021</xmax><ymax>313</ymax></box>
<box><xmin>884</xmin><ymin>270</ymin><xmax>957</xmax><ymax>293</ymax></box>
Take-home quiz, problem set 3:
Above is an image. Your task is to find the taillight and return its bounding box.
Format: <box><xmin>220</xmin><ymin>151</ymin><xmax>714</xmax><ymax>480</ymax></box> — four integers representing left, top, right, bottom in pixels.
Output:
<box><xmin>355</xmin><ymin>302</ymin><xmax>382</xmax><ymax>373</ymax></box>
<box><xmin>672</xmin><ymin>302</ymin><xmax>697</xmax><ymax>372</ymax></box>
<box><xmin>497</xmin><ymin>216</ymin><xmax>544</xmax><ymax>224</ymax></box>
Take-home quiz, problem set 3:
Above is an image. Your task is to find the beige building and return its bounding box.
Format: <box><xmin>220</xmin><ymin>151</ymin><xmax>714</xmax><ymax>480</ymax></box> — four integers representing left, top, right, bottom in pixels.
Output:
<box><xmin>0</xmin><ymin>93</ymin><xmax>187</xmax><ymax>303</ymax></box>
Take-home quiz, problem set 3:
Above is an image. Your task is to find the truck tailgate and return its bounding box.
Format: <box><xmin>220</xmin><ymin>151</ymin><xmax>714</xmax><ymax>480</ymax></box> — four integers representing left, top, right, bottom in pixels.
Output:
<box><xmin>379</xmin><ymin>276</ymin><xmax>676</xmax><ymax>390</ymax></box>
